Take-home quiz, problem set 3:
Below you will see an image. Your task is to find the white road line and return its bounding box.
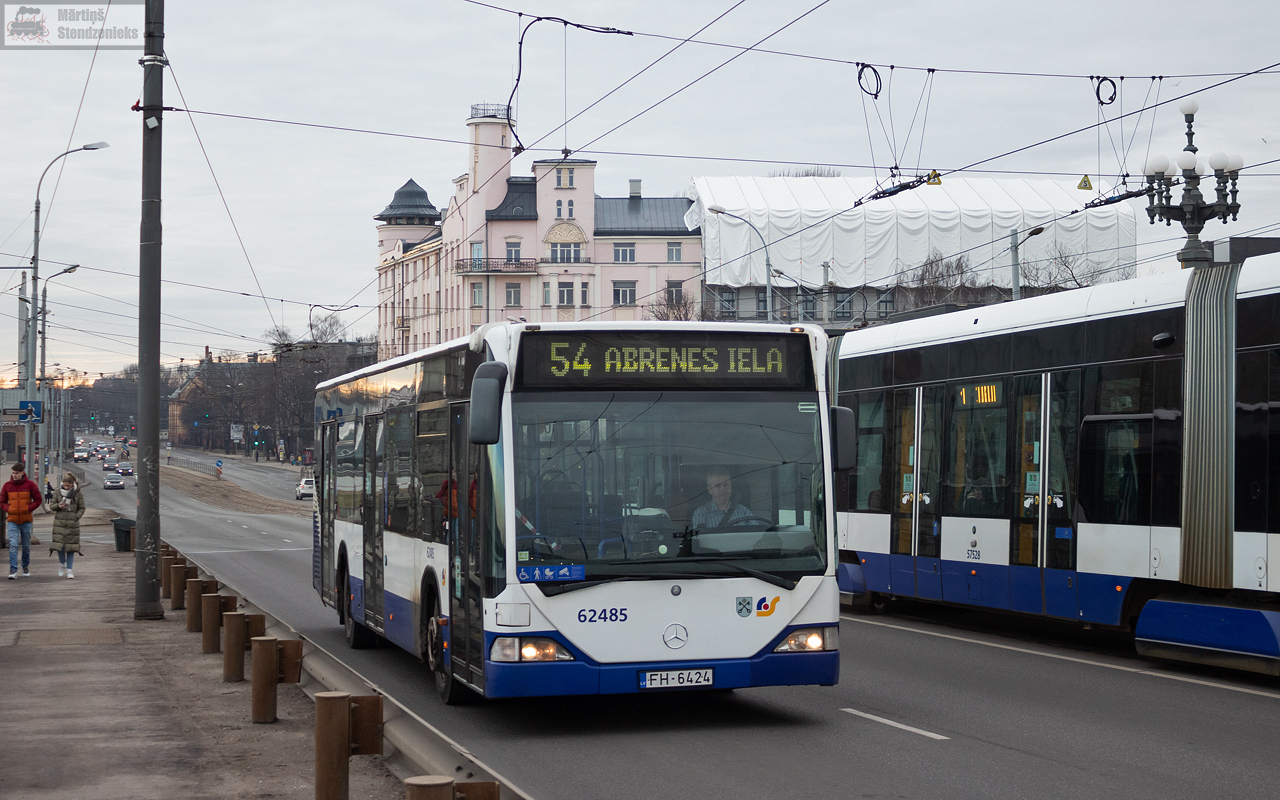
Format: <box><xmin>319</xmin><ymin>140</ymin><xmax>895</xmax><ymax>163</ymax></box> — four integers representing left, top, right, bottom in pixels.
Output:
<box><xmin>840</xmin><ymin>708</ymin><xmax>949</xmax><ymax>740</ymax></box>
<box><xmin>842</xmin><ymin>615</ymin><xmax>1280</xmax><ymax>700</ymax></box>
<box><xmin>241</xmin><ymin>525</ymin><xmax>249</xmax><ymax>529</ymax></box>
<box><xmin>282</xmin><ymin>539</ymin><xmax>292</xmax><ymax>543</ymax></box>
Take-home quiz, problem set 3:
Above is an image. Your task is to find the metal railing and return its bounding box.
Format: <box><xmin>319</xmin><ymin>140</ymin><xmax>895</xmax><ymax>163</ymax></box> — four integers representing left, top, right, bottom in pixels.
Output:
<box><xmin>166</xmin><ymin>457</ymin><xmax>220</xmax><ymax>478</ymax></box>
<box><xmin>453</xmin><ymin>258</ymin><xmax>540</xmax><ymax>274</ymax></box>
<box><xmin>469</xmin><ymin>103</ymin><xmax>512</xmax><ymax>122</ymax></box>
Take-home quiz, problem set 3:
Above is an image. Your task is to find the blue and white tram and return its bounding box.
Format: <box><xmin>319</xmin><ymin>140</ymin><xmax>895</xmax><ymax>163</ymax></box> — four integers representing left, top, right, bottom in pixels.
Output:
<box><xmin>315</xmin><ymin>322</ymin><xmax>850</xmax><ymax>702</ymax></box>
<box><xmin>833</xmin><ymin>259</ymin><xmax>1280</xmax><ymax>675</ymax></box>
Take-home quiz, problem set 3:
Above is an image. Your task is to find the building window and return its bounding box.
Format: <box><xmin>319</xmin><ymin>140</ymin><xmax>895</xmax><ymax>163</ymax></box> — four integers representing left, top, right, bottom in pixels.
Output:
<box><xmin>551</xmin><ymin>243</ymin><xmax>581</xmax><ymax>263</ymax></box>
<box><xmin>556</xmin><ymin>200</ymin><xmax>563</xmax><ymax>219</ymax></box>
<box><xmin>756</xmin><ymin>289</ymin><xmax>768</xmax><ymax>316</ymax></box>
<box><xmin>799</xmin><ymin>291</ymin><xmax>817</xmax><ymax>321</ymax></box>
<box><xmin>555</xmin><ymin>167</ymin><xmax>574</xmax><ymax>188</ymax></box>
<box><xmin>581</xmin><ymin>282</ymin><xmax>589</xmax><ymax>306</ymax></box>
<box><xmin>613</xmin><ymin>280</ymin><xmax>637</xmax><ymax>306</ymax></box>
<box><xmin>720</xmin><ymin>289</ymin><xmax>738</xmax><ymax>318</ymax></box>
<box><xmin>567</xmin><ymin>199</ymin><xmax>574</xmax><ymax>218</ymax></box>
<box><xmin>556</xmin><ymin>168</ymin><xmax>563</xmax><ymax>187</ymax></box>
<box><xmin>543</xmin><ymin>281</ymin><xmax>551</xmax><ymax>306</ymax></box>
<box><xmin>614</xmin><ymin>242</ymin><xmax>636</xmax><ymax>263</ymax></box>
<box><xmin>558</xmin><ymin>281</ymin><xmax>574</xmax><ymax>306</ymax></box>
<box><xmin>666</xmin><ymin>280</ymin><xmax>683</xmax><ymax>304</ymax></box>
<box><xmin>470</xmin><ymin>242</ymin><xmax>483</xmax><ymax>260</ymax></box>
<box><xmin>877</xmin><ymin>288</ymin><xmax>894</xmax><ymax>317</ymax></box>
<box><xmin>506</xmin><ymin>242</ymin><xmax>521</xmax><ymax>262</ymax></box>
<box><xmin>470</xmin><ymin>283</ymin><xmax>484</xmax><ymax>307</ymax></box>
<box><xmin>506</xmin><ymin>283</ymin><xmax>521</xmax><ymax>307</ymax></box>
<box><xmin>834</xmin><ymin>291</ymin><xmax>853</xmax><ymax>320</ymax></box>
<box><xmin>668</xmin><ymin>242</ymin><xmax>682</xmax><ymax>262</ymax></box>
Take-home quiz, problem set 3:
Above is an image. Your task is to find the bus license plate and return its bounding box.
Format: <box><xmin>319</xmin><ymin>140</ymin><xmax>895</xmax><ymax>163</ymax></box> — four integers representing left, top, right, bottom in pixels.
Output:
<box><xmin>639</xmin><ymin>668</ymin><xmax>713</xmax><ymax>689</ymax></box>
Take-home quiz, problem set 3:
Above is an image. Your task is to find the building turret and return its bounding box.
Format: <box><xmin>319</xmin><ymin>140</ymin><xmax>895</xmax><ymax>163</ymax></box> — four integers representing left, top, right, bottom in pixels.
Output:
<box><xmin>375</xmin><ymin>179</ymin><xmax>440</xmax><ymax>259</ymax></box>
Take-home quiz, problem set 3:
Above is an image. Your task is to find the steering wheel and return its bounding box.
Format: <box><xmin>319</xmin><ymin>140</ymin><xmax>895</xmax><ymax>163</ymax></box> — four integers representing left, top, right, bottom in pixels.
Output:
<box><xmin>705</xmin><ymin>515</ymin><xmax>775</xmax><ymax>530</ymax></box>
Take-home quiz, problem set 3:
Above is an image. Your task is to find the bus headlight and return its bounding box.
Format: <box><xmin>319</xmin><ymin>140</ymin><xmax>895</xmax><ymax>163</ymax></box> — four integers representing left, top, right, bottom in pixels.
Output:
<box><xmin>490</xmin><ymin>636</ymin><xmax>575</xmax><ymax>662</ymax></box>
<box><xmin>773</xmin><ymin>627</ymin><xmax>839</xmax><ymax>652</ymax></box>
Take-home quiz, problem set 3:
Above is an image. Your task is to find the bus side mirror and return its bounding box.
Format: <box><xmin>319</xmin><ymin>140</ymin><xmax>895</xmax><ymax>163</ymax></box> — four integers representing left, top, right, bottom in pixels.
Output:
<box><xmin>830</xmin><ymin>405</ymin><xmax>856</xmax><ymax>472</ymax></box>
<box><xmin>469</xmin><ymin>362</ymin><xmax>508</xmax><ymax>445</ymax></box>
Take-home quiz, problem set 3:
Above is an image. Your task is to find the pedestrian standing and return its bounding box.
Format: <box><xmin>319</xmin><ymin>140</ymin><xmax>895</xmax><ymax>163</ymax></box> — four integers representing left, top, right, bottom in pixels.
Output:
<box><xmin>3</xmin><ymin>462</ymin><xmax>43</xmax><ymax>579</ymax></box>
<box><xmin>50</xmin><ymin>472</ymin><xmax>84</xmax><ymax>579</ymax></box>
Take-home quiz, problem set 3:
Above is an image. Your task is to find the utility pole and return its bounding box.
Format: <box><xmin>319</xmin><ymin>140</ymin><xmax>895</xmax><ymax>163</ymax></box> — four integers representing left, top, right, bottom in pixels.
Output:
<box><xmin>134</xmin><ymin>0</ymin><xmax>165</xmax><ymax>620</ymax></box>
<box><xmin>17</xmin><ymin>273</ymin><xmax>27</xmax><ymax>464</ymax></box>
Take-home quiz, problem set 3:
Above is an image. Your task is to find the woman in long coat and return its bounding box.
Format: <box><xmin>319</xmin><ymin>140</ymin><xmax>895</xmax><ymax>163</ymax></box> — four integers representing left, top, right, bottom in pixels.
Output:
<box><xmin>50</xmin><ymin>472</ymin><xmax>85</xmax><ymax>578</ymax></box>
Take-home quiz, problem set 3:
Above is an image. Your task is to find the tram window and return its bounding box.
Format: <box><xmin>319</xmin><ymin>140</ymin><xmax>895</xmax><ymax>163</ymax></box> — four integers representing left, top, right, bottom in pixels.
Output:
<box><xmin>841</xmin><ymin>353</ymin><xmax>891</xmax><ymax>391</ymax></box>
<box><xmin>1269</xmin><ymin>349</ymin><xmax>1280</xmax><ymax>534</ymax></box>
<box><xmin>1012</xmin><ymin>322</ymin><xmax>1086</xmax><ymax>372</ymax></box>
<box><xmin>893</xmin><ymin>345</ymin><xmax>947</xmax><ymax>385</ymax></box>
<box><xmin>950</xmin><ymin>335</ymin><xmax>1010</xmax><ymax>380</ymax></box>
<box><xmin>1088</xmin><ymin>363</ymin><xmax>1153</xmax><ymax>415</ymax></box>
<box><xmin>1012</xmin><ymin>375</ymin><xmax>1041</xmax><ymax>567</ymax></box>
<box><xmin>416</xmin><ymin>407</ymin><xmax>449</xmax><ymax>543</ymax></box>
<box><xmin>1087</xmin><ymin>310</ymin><xmax>1183</xmax><ymax>363</ymax></box>
<box><xmin>384</xmin><ymin>409</ymin><xmax>417</xmax><ymax>535</ymax></box>
<box><xmin>336</xmin><ymin>420</ymin><xmax>361</xmax><ymax>523</ymax></box>
<box><xmin>850</xmin><ymin>391</ymin><xmax>890</xmax><ymax>512</ymax></box>
<box><xmin>1077</xmin><ymin>418</ymin><xmax>1151</xmax><ymax>526</ymax></box>
<box><xmin>1239</xmin><ymin>294</ymin><xmax>1280</xmax><ymax>349</ymax></box>
<box><xmin>943</xmin><ymin>379</ymin><xmax>1009</xmax><ymax>518</ymax></box>
<box><xmin>1045</xmin><ymin>370</ymin><xmax>1080</xmax><ymax>569</ymax></box>
<box><xmin>1237</xmin><ymin>350</ymin><xmax>1270</xmax><ymax>533</ymax></box>
<box><xmin>1152</xmin><ymin>359</ymin><xmax>1183</xmax><ymax>528</ymax></box>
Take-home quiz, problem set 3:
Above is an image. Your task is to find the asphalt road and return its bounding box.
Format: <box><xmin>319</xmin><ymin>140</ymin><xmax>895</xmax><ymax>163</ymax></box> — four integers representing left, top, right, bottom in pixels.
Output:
<box><xmin>165</xmin><ymin>448</ymin><xmax>310</xmax><ymax>504</ymax></box>
<box><xmin>78</xmin><ymin>474</ymin><xmax>1280</xmax><ymax>800</ymax></box>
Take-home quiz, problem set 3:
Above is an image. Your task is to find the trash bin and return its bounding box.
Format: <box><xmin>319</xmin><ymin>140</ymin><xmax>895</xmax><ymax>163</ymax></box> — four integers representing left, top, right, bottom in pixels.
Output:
<box><xmin>112</xmin><ymin>517</ymin><xmax>136</xmax><ymax>552</ymax></box>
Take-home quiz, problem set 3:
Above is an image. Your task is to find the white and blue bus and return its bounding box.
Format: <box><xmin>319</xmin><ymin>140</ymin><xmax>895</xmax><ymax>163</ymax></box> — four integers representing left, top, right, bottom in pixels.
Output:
<box><xmin>314</xmin><ymin>322</ymin><xmax>851</xmax><ymax>702</ymax></box>
<box><xmin>833</xmin><ymin>257</ymin><xmax>1280</xmax><ymax>675</ymax></box>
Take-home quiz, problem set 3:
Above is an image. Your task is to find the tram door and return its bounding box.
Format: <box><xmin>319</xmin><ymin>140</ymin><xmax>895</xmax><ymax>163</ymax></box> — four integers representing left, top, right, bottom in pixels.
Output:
<box><xmin>448</xmin><ymin>403</ymin><xmax>486</xmax><ymax>691</ymax></box>
<box><xmin>362</xmin><ymin>415</ymin><xmax>385</xmax><ymax>630</ymax></box>
<box><xmin>1010</xmin><ymin>371</ymin><xmax>1080</xmax><ymax>617</ymax></box>
<box><xmin>891</xmin><ymin>386</ymin><xmax>943</xmax><ymax>599</ymax></box>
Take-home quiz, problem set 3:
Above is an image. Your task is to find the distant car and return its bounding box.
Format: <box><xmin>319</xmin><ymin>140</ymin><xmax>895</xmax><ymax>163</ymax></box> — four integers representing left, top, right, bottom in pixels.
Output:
<box><xmin>73</xmin><ymin>450</ymin><xmax>89</xmax><ymax>463</ymax></box>
<box><xmin>295</xmin><ymin>478</ymin><xmax>315</xmax><ymax>500</ymax></box>
<box><xmin>116</xmin><ymin>463</ymin><xmax>134</xmax><ymax>476</ymax></box>
<box><xmin>128</xmin><ymin>439</ymin><xmax>137</xmax><ymax>447</ymax></box>
<box><xmin>103</xmin><ymin>458</ymin><xmax>119</xmax><ymax>472</ymax></box>
<box><xmin>103</xmin><ymin>476</ymin><xmax>126</xmax><ymax>490</ymax></box>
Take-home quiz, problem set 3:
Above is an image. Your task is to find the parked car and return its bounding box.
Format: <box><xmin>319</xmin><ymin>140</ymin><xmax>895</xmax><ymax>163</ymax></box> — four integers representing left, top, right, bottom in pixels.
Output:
<box><xmin>73</xmin><ymin>450</ymin><xmax>89</xmax><ymax>463</ymax></box>
<box><xmin>103</xmin><ymin>476</ymin><xmax>126</xmax><ymax>490</ymax></box>
<box><xmin>295</xmin><ymin>478</ymin><xmax>315</xmax><ymax>500</ymax></box>
<box><xmin>103</xmin><ymin>458</ymin><xmax>118</xmax><ymax>472</ymax></box>
<box><xmin>116</xmin><ymin>463</ymin><xmax>134</xmax><ymax>476</ymax></box>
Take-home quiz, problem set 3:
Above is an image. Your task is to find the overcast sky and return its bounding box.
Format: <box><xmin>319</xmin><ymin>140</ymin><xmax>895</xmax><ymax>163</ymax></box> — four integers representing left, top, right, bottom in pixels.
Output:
<box><xmin>1</xmin><ymin>0</ymin><xmax>1277</xmax><ymax>378</ymax></box>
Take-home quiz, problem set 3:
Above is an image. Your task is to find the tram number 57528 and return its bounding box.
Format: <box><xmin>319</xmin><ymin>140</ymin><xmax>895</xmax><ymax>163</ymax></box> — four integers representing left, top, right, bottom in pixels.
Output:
<box><xmin>966</xmin><ymin>549</ymin><xmax>981</xmax><ymax>560</ymax></box>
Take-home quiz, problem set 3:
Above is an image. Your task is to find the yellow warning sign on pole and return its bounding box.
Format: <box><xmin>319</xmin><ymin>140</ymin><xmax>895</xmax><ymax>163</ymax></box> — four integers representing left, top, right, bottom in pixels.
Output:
<box><xmin>1077</xmin><ymin>175</ymin><xmax>1093</xmax><ymax>190</ymax></box>
<box><xmin>926</xmin><ymin>170</ymin><xmax>942</xmax><ymax>185</ymax></box>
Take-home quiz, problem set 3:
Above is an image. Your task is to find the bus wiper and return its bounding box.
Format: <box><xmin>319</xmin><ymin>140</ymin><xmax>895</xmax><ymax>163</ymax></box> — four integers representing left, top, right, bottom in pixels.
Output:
<box><xmin>537</xmin><ymin>574</ymin><xmax>667</xmax><ymax>596</ymax></box>
<box><xmin>606</xmin><ymin>556</ymin><xmax>798</xmax><ymax>591</ymax></box>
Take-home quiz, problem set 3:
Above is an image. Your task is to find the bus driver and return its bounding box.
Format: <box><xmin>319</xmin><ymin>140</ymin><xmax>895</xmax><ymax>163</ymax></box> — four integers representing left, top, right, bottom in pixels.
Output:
<box><xmin>691</xmin><ymin>467</ymin><xmax>755</xmax><ymax>529</ymax></box>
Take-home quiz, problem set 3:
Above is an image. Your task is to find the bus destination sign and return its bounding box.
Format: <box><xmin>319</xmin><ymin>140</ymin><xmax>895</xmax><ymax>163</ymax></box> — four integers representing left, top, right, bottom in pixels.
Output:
<box><xmin>518</xmin><ymin>331</ymin><xmax>813</xmax><ymax>390</ymax></box>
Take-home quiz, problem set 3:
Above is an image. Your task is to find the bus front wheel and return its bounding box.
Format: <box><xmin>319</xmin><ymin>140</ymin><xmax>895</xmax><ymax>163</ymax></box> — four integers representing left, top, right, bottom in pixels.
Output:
<box><xmin>426</xmin><ymin>600</ymin><xmax>471</xmax><ymax>705</ymax></box>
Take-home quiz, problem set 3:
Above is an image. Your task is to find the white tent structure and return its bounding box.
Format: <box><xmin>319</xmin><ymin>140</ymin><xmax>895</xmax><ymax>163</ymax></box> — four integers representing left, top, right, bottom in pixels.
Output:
<box><xmin>685</xmin><ymin>176</ymin><xmax>1138</xmax><ymax>290</ymax></box>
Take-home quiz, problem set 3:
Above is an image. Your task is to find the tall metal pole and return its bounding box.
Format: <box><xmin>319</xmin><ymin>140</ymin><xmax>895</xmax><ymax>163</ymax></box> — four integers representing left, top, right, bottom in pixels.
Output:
<box><xmin>27</xmin><ymin>199</ymin><xmax>39</xmax><ymax>482</ymax></box>
<box><xmin>38</xmin><ymin>285</ymin><xmax>47</xmax><ymax>482</ymax></box>
<box><xmin>134</xmin><ymin>0</ymin><xmax>165</xmax><ymax>620</ymax></box>
<box><xmin>1010</xmin><ymin>231</ymin><xmax>1021</xmax><ymax>302</ymax></box>
<box><xmin>17</xmin><ymin>272</ymin><xmax>27</xmax><ymax>463</ymax></box>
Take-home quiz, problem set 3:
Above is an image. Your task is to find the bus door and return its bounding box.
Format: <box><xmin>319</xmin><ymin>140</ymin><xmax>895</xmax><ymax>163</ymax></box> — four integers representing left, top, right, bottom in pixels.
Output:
<box><xmin>892</xmin><ymin>386</ymin><xmax>943</xmax><ymax>599</ymax></box>
<box><xmin>362</xmin><ymin>415</ymin><xmax>385</xmax><ymax>631</ymax></box>
<box><xmin>318</xmin><ymin>421</ymin><xmax>336</xmax><ymax>604</ymax></box>
<box><xmin>448</xmin><ymin>403</ymin><xmax>486</xmax><ymax>692</ymax></box>
<box><xmin>1011</xmin><ymin>371</ymin><xmax>1081</xmax><ymax>617</ymax></box>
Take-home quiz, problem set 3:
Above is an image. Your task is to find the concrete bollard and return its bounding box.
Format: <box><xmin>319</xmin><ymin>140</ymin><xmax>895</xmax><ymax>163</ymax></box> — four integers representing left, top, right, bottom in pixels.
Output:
<box><xmin>251</xmin><ymin>636</ymin><xmax>278</xmax><ymax>723</ymax></box>
<box><xmin>186</xmin><ymin>578</ymin><xmax>204</xmax><ymax>631</ymax></box>
<box><xmin>159</xmin><ymin>555</ymin><xmax>175</xmax><ymax>598</ymax></box>
<box><xmin>315</xmin><ymin>692</ymin><xmax>351</xmax><ymax>800</ymax></box>
<box><xmin>245</xmin><ymin>614</ymin><xmax>266</xmax><ymax>648</ymax></box>
<box><xmin>223</xmin><ymin>612</ymin><xmax>246</xmax><ymax>682</ymax></box>
<box><xmin>404</xmin><ymin>776</ymin><xmax>454</xmax><ymax>800</ymax></box>
<box><xmin>201</xmin><ymin>594</ymin><xmax>222</xmax><ymax>653</ymax></box>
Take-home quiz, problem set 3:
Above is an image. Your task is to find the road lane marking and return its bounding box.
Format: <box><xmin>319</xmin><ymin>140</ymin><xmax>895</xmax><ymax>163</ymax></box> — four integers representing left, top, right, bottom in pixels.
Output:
<box><xmin>241</xmin><ymin>525</ymin><xmax>249</xmax><ymax>529</ymax></box>
<box><xmin>842</xmin><ymin>615</ymin><xmax>1280</xmax><ymax>700</ymax></box>
<box><xmin>840</xmin><ymin>708</ymin><xmax>949</xmax><ymax>740</ymax></box>
<box><xmin>282</xmin><ymin>539</ymin><xmax>292</xmax><ymax>543</ymax></box>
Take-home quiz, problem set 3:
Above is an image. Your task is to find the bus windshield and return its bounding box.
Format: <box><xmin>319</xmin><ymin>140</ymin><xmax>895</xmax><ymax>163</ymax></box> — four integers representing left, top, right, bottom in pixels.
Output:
<box><xmin>511</xmin><ymin>391</ymin><xmax>826</xmax><ymax>582</ymax></box>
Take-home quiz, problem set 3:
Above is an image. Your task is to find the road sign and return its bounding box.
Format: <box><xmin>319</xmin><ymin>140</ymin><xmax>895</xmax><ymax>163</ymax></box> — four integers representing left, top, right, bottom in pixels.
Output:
<box><xmin>215</xmin><ymin>460</ymin><xmax>223</xmax><ymax>468</ymax></box>
<box><xmin>18</xmin><ymin>400</ymin><xmax>41</xmax><ymax>422</ymax></box>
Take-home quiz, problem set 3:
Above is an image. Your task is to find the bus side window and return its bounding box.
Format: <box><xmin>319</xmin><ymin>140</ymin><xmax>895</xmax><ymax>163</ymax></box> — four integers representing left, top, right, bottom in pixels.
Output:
<box><xmin>385</xmin><ymin>408</ymin><xmax>417</xmax><ymax>535</ymax></box>
<box><xmin>417</xmin><ymin>407</ymin><xmax>449</xmax><ymax>543</ymax></box>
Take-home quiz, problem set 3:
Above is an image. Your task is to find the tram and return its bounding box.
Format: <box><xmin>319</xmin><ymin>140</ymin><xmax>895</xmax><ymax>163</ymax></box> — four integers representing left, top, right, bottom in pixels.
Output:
<box><xmin>833</xmin><ymin>258</ymin><xmax>1280</xmax><ymax>675</ymax></box>
<box><xmin>314</xmin><ymin>321</ymin><xmax>850</xmax><ymax>702</ymax></box>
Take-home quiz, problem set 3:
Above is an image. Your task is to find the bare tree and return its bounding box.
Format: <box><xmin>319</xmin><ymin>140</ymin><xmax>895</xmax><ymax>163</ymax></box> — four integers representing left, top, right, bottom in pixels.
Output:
<box><xmin>645</xmin><ymin>292</ymin><xmax>713</xmax><ymax>321</ymax></box>
<box><xmin>265</xmin><ymin>325</ymin><xmax>293</xmax><ymax>351</ymax></box>
<box><xmin>1020</xmin><ymin>242</ymin><xmax>1130</xmax><ymax>292</ymax></box>
<box><xmin>308</xmin><ymin>312</ymin><xmax>346</xmax><ymax>343</ymax></box>
<box><xmin>768</xmin><ymin>166</ymin><xmax>843</xmax><ymax>178</ymax></box>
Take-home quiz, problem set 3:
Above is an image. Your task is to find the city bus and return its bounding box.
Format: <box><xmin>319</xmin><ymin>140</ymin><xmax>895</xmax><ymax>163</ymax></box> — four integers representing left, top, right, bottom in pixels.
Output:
<box><xmin>832</xmin><ymin>257</ymin><xmax>1280</xmax><ymax>675</ymax></box>
<box><xmin>314</xmin><ymin>321</ymin><xmax>852</xmax><ymax>702</ymax></box>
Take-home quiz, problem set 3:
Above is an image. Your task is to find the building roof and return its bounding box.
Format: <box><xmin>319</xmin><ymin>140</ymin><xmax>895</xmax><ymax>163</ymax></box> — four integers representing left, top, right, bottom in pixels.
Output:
<box><xmin>486</xmin><ymin>177</ymin><xmax>538</xmax><ymax>221</ymax></box>
<box><xmin>375</xmin><ymin>179</ymin><xmax>440</xmax><ymax>222</ymax></box>
<box><xmin>594</xmin><ymin>197</ymin><xmax>699</xmax><ymax>237</ymax></box>
<box><xmin>531</xmin><ymin>158</ymin><xmax>598</xmax><ymax>166</ymax></box>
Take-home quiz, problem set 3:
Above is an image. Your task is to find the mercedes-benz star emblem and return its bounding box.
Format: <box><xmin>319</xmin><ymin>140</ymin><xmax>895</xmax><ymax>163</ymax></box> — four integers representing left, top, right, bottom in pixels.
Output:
<box><xmin>662</xmin><ymin>623</ymin><xmax>688</xmax><ymax>649</ymax></box>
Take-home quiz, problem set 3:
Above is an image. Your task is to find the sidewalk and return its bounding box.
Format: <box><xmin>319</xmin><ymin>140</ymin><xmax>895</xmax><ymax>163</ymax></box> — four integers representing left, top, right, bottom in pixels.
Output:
<box><xmin>0</xmin><ymin>513</ymin><xmax>402</xmax><ymax>799</ymax></box>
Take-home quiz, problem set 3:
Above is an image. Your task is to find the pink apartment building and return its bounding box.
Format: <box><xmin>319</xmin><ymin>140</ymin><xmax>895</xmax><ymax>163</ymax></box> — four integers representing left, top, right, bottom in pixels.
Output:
<box><xmin>376</xmin><ymin>104</ymin><xmax>702</xmax><ymax>359</ymax></box>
